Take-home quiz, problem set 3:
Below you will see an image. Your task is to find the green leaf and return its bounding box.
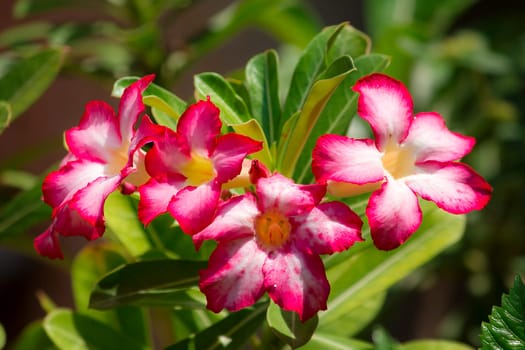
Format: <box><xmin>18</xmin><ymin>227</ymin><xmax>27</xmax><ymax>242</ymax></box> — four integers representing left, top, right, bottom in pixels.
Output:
<box><xmin>0</xmin><ymin>181</ymin><xmax>51</xmax><ymax>240</ymax></box>
<box><xmin>293</xmin><ymin>53</ymin><xmax>390</xmax><ymax>183</ymax></box>
<box><xmin>71</xmin><ymin>242</ymin><xmax>150</xmax><ymax>347</ymax></box>
<box><xmin>0</xmin><ymin>22</ymin><xmax>53</xmax><ymax>47</ymax></box>
<box><xmin>301</xmin><ymin>333</ymin><xmax>374</xmax><ymax>350</ymax></box>
<box><xmin>402</xmin><ymin>339</ymin><xmax>473</xmax><ymax>350</ymax></box>
<box><xmin>194</xmin><ymin>72</ymin><xmax>252</xmax><ymax>125</ymax></box>
<box><xmin>480</xmin><ymin>275</ymin><xmax>525</xmax><ymax>349</ymax></box>
<box><xmin>0</xmin><ymin>323</ymin><xmax>5</xmax><ymax>349</ymax></box>
<box><xmin>112</xmin><ymin>76</ymin><xmax>187</xmax><ymax>129</ymax></box>
<box><xmin>231</xmin><ymin>119</ymin><xmax>273</xmax><ymax>168</ymax></box>
<box><xmin>90</xmin><ymin>259</ymin><xmax>207</xmax><ymax>309</ymax></box>
<box><xmin>0</xmin><ymin>47</ymin><xmax>64</xmax><ymax>120</ymax></box>
<box><xmin>318</xmin><ymin>291</ymin><xmax>386</xmax><ymax>337</ymax></box>
<box><xmin>166</xmin><ymin>304</ymin><xmax>266</xmax><ymax>350</ymax></box>
<box><xmin>104</xmin><ymin>192</ymin><xmax>153</xmax><ymax>257</ymax></box>
<box><xmin>43</xmin><ymin>309</ymin><xmax>145</xmax><ymax>350</ymax></box>
<box><xmin>327</xmin><ymin>25</ymin><xmax>372</xmax><ymax>62</ymax></box>
<box><xmin>0</xmin><ymin>101</ymin><xmax>11</xmax><ymax>135</ymax></box>
<box><xmin>266</xmin><ymin>301</ymin><xmax>318</xmax><ymax>348</ymax></box>
<box><xmin>320</xmin><ymin>203</ymin><xmax>466</xmax><ymax>325</ymax></box>
<box><xmin>278</xmin><ymin>55</ymin><xmax>355</xmax><ymax>176</ymax></box>
<box><xmin>11</xmin><ymin>321</ymin><xmax>56</xmax><ymax>350</ymax></box>
<box><xmin>281</xmin><ymin>23</ymin><xmax>345</xmax><ymax>123</ymax></box>
<box><xmin>245</xmin><ymin>49</ymin><xmax>282</xmax><ymax>144</ymax></box>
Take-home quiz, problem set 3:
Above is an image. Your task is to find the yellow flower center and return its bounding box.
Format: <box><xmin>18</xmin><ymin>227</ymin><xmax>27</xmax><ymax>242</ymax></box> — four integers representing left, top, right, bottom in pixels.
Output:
<box><xmin>381</xmin><ymin>142</ymin><xmax>415</xmax><ymax>179</ymax></box>
<box><xmin>180</xmin><ymin>152</ymin><xmax>216</xmax><ymax>186</ymax></box>
<box><xmin>254</xmin><ymin>208</ymin><xmax>291</xmax><ymax>249</ymax></box>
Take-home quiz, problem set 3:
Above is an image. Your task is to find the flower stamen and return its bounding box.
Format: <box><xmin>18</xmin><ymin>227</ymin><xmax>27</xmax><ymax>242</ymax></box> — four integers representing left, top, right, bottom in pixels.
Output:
<box><xmin>254</xmin><ymin>208</ymin><xmax>291</xmax><ymax>249</ymax></box>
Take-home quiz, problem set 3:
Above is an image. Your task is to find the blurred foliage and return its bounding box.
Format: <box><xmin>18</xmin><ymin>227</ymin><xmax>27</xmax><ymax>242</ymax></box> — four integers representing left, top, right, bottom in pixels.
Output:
<box><xmin>363</xmin><ymin>0</ymin><xmax>525</xmax><ymax>346</ymax></box>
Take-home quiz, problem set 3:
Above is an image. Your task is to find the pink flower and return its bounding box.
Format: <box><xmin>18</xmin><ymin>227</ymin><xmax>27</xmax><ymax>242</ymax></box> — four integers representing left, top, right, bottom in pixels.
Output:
<box><xmin>312</xmin><ymin>73</ymin><xmax>492</xmax><ymax>250</ymax></box>
<box><xmin>193</xmin><ymin>171</ymin><xmax>363</xmax><ymax>321</ymax></box>
<box><xmin>137</xmin><ymin>99</ymin><xmax>262</xmax><ymax>234</ymax></box>
<box><xmin>34</xmin><ymin>75</ymin><xmax>161</xmax><ymax>259</ymax></box>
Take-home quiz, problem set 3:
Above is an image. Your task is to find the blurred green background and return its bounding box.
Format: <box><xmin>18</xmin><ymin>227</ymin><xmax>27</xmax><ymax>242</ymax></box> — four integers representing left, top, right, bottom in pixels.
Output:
<box><xmin>0</xmin><ymin>0</ymin><xmax>523</xmax><ymax>347</ymax></box>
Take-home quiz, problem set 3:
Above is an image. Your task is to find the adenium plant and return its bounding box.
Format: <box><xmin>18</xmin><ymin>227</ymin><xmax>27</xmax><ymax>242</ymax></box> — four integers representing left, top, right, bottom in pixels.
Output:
<box><xmin>31</xmin><ymin>24</ymin><xmax>492</xmax><ymax>349</ymax></box>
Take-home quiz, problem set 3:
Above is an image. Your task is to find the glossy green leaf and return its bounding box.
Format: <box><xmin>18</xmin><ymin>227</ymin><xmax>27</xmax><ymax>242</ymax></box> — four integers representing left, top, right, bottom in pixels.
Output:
<box><xmin>318</xmin><ymin>291</ymin><xmax>386</xmax><ymax>337</ymax></box>
<box><xmin>402</xmin><ymin>340</ymin><xmax>473</xmax><ymax>350</ymax></box>
<box><xmin>0</xmin><ymin>47</ymin><xmax>64</xmax><ymax>120</ymax></box>
<box><xmin>231</xmin><ymin>119</ymin><xmax>273</xmax><ymax>168</ymax></box>
<box><xmin>320</xmin><ymin>203</ymin><xmax>466</xmax><ymax>325</ymax></box>
<box><xmin>281</xmin><ymin>23</ymin><xmax>345</xmax><ymax>123</ymax></box>
<box><xmin>327</xmin><ymin>25</ymin><xmax>371</xmax><ymax>62</ymax></box>
<box><xmin>71</xmin><ymin>243</ymin><xmax>150</xmax><ymax>347</ymax></box>
<box><xmin>43</xmin><ymin>309</ymin><xmax>145</xmax><ymax>350</ymax></box>
<box><xmin>278</xmin><ymin>55</ymin><xmax>355</xmax><ymax>176</ymax></box>
<box><xmin>0</xmin><ymin>101</ymin><xmax>11</xmax><ymax>135</ymax></box>
<box><xmin>301</xmin><ymin>333</ymin><xmax>374</xmax><ymax>350</ymax></box>
<box><xmin>245</xmin><ymin>49</ymin><xmax>281</xmax><ymax>144</ymax></box>
<box><xmin>166</xmin><ymin>304</ymin><xmax>266</xmax><ymax>350</ymax></box>
<box><xmin>294</xmin><ymin>53</ymin><xmax>391</xmax><ymax>183</ymax></box>
<box><xmin>0</xmin><ymin>181</ymin><xmax>51</xmax><ymax>240</ymax></box>
<box><xmin>90</xmin><ymin>259</ymin><xmax>207</xmax><ymax>309</ymax></box>
<box><xmin>11</xmin><ymin>321</ymin><xmax>56</xmax><ymax>350</ymax></box>
<box><xmin>104</xmin><ymin>192</ymin><xmax>153</xmax><ymax>257</ymax></box>
<box><xmin>194</xmin><ymin>72</ymin><xmax>251</xmax><ymax>125</ymax></box>
<box><xmin>480</xmin><ymin>275</ymin><xmax>525</xmax><ymax>349</ymax></box>
<box><xmin>266</xmin><ymin>301</ymin><xmax>318</xmax><ymax>348</ymax></box>
<box><xmin>112</xmin><ymin>76</ymin><xmax>186</xmax><ymax>129</ymax></box>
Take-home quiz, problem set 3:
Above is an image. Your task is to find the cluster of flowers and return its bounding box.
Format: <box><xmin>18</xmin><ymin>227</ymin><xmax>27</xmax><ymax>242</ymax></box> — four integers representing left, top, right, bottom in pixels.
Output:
<box><xmin>34</xmin><ymin>73</ymin><xmax>491</xmax><ymax>321</ymax></box>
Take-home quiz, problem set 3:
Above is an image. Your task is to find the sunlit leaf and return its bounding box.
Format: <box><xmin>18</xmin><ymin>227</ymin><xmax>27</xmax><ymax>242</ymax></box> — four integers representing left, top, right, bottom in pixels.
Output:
<box><xmin>194</xmin><ymin>72</ymin><xmax>251</xmax><ymax>125</ymax></box>
<box><xmin>43</xmin><ymin>309</ymin><xmax>145</xmax><ymax>350</ymax></box>
<box><xmin>320</xmin><ymin>203</ymin><xmax>466</xmax><ymax>325</ymax></box>
<box><xmin>104</xmin><ymin>192</ymin><xmax>153</xmax><ymax>257</ymax></box>
<box><xmin>245</xmin><ymin>49</ymin><xmax>281</xmax><ymax>144</ymax></box>
<box><xmin>266</xmin><ymin>301</ymin><xmax>318</xmax><ymax>348</ymax></box>
<box><xmin>278</xmin><ymin>55</ymin><xmax>354</xmax><ymax>176</ymax></box>
<box><xmin>231</xmin><ymin>119</ymin><xmax>273</xmax><ymax>168</ymax></box>
<box><xmin>112</xmin><ymin>76</ymin><xmax>186</xmax><ymax>129</ymax></box>
<box><xmin>166</xmin><ymin>304</ymin><xmax>266</xmax><ymax>350</ymax></box>
<box><xmin>480</xmin><ymin>275</ymin><xmax>525</xmax><ymax>349</ymax></box>
<box><xmin>294</xmin><ymin>53</ymin><xmax>390</xmax><ymax>183</ymax></box>
<box><xmin>89</xmin><ymin>259</ymin><xmax>207</xmax><ymax>309</ymax></box>
<box><xmin>11</xmin><ymin>321</ymin><xmax>56</xmax><ymax>350</ymax></box>
<box><xmin>0</xmin><ymin>47</ymin><xmax>65</xmax><ymax>120</ymax></box>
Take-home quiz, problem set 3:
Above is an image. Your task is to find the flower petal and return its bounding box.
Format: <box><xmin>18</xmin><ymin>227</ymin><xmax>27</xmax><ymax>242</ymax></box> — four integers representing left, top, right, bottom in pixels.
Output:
<box><xmin>145</xmin><ymin>126</ymin><xmax>190</xmax><ymax>178</ymax></box>
<box><xmin>118</xmin><ymin>75</ymin><xmax>154</xmax><ymax>143</ymax></box>
<box><xmin>138</xmin><ymin>177</ymin><xmax>184</xmax><ymax>225</ymax></box>
<box><xmin>405</xmin><ymin>161</ymin><xmax>492</xmax><ymax>214</ymax></box>
<box><xmin>168</xmin><ymin>181</ymin><xmax>221</xmax><ymax>235</ymax></box>
<box><xmin>65</xmin><ymin>101</ymin><xmax>121</xmax><ymax>163</ymax></box>
<box><xmin>256</xmin><ymin>174</ymin><xmax>324</xmax><ymax>216</ymax></box>
<box><xmin>312</xmin><ymin>134</ymin><xmax>384</xmax><ymax>184</ymax></box>
<box><xmin>263</xmin><ymin>248</ymin><xmax>329</xmax><ymax>321</ymax></box>
<box><xmin>53</xmin><ymin>205</ymin><xmax>104</xmax><ymax>240</ymax></box>
<box><xmin>177</xmin><ymin>99</ymin><xmax>221</xmax><ymax>156</ymax></box>
<box><xmin>212</xmin><ymin>133</ymin><xmax>262</xmax><ymax>183</ymax></box>
<box><xmin>34</xmin><ymin>226</ymin><xmax>63</xmax><ymax>259</ymax></box>
<box><xmin>199</xmin><ymin>238</ymin><xmax>266</xmax><ymax>313</ymax></box>
<box><xmin>42</xmin><ymin>159</ymin><xmax>107</xmax><ymax>208</ymax></box>
<box><xmin>69</xmin><ymin>175</ymin><xmax>122</xmax><ymax>229</ymax></box>
<box><xmin>353</xmin><ymin>73</ymin><xmax>413</xmax><ymax>149</ymax></box>
<box><xmin>294</xmin><ymin>201</ymin><xmax>363</xmax><ymax>255</ymax></box>
<box><xmin>403</xmin><ymin>112</ymin><xmax>475</xmax><ymax>162</ymax></box>
<box><xmin>192</xmin><ymin>193</ymin><xmax>258</xmax><ymax>249</ymax></box>
<box><xmin>366</xmin><ymin>180</ymin><xmax>422</xmax><ymax>250</ymax></box>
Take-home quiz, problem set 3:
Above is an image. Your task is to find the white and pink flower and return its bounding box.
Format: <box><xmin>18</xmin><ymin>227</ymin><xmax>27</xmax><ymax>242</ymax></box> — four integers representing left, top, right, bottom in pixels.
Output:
<box><xmin>193</xmin><ymin>170</ymin><xmax>363</xmax><ymax>321</ymax></box>
<box><xmin>137</xmin><ymin>99</ymin><xmax>262</xmax><ymax>234</ymax></box>
<box><xmin>312</xmin><ymin>73</ymin><xmax>492</xmax><ymax>250</ymax></box>
<box><xmin>34</xmin><ymin>75</ymin><xmax>161</xmax><ymax>259</ymax></box>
